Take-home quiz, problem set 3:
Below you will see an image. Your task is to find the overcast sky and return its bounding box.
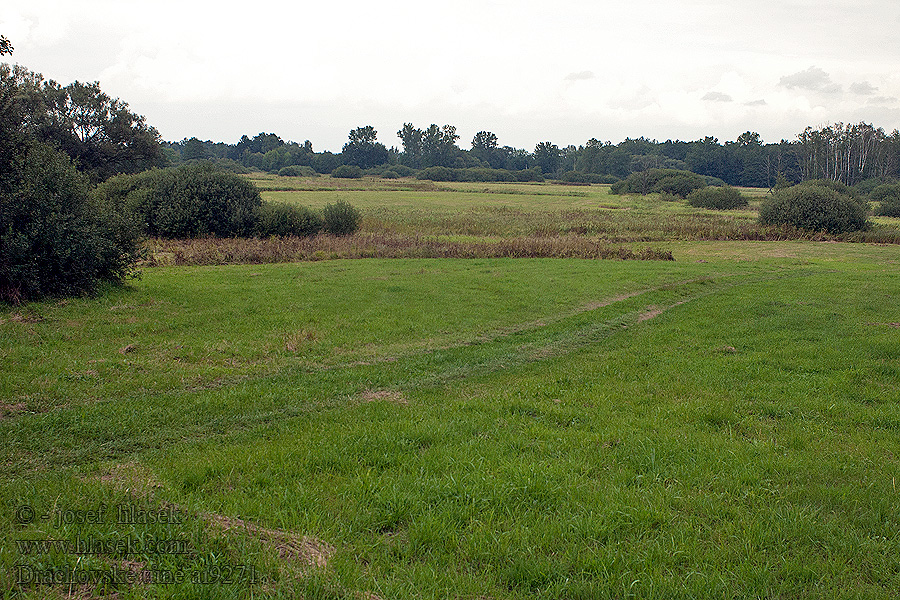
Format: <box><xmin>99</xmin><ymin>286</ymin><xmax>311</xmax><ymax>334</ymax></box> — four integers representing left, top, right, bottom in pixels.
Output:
<box><xmin>3</xmin><ymin>0</ymin><xmax>900</xmax><ymax>152</ymax></box>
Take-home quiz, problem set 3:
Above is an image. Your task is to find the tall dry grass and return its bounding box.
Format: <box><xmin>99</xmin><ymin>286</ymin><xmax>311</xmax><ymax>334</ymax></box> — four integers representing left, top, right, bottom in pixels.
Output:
<box><xmin>144</xmin><ymin>233</ymin><xmax>674</xmax><ymax>266</ymax></box>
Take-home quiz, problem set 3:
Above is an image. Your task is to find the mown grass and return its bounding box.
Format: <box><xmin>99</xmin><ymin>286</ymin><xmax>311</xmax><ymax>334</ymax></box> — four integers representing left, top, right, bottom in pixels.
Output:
<box><xmin>3</xmin><ymin>240</ymin><xmax>900</xmax><ymax>598</ymax></box>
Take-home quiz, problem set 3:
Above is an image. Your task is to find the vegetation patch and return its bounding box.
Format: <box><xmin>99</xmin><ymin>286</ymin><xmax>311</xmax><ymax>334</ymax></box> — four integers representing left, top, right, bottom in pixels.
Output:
<box><xmin>687</xmin><ymin>185</ymin><xmax>749</xmax><ymax>210</ymax></box>
<box><xmin>759</xmin><ymin>182</ymin><xmax>869</xmax><ymax>234</ymax></box>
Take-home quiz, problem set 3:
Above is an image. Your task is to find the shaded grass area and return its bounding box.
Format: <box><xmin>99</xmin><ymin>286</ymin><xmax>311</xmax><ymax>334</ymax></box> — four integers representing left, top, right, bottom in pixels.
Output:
<box><xmin>3</xmin><ymin>249</ymin><xmax>900</xmax><ymax>598</ymax></box>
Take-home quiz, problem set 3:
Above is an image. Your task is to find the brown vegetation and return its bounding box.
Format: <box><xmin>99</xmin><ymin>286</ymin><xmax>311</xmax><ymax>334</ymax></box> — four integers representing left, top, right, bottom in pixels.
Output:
<box><xmin>145</xmin><ymin>233</ymin><xmax>675</xmax><ymax>266</ymax></box>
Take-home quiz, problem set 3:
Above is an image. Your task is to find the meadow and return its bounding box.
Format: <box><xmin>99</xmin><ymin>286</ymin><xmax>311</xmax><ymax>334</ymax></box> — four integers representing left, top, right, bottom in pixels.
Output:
<box><xmin>2</xmin><ymin>177</ymin><xmax>900</xmax><ymax>599</ymax></box>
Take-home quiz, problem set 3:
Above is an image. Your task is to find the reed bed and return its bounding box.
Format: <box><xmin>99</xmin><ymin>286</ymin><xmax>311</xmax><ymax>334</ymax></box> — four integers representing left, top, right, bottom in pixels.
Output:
<box><xmin>144</xmin><ymin>233</ymin><xmax>675</xmax><ymax>266</ymax></box>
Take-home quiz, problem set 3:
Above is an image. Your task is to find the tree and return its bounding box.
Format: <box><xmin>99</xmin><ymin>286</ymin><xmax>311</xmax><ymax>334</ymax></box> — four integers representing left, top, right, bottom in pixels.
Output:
<box><xmin>421</xmin><ymin>124</ymin><xmax>460</xmax><ymax>168</ymax></box>
<box><xmin>397</xmin><ymin>123</ymin><xmax>423</xmax><ymax>168</ymax></box>
<box><xmin>735</xmin><ymin>131</ymin><xmax>762</xmax><ymax>147</ymax></box>
<box><xmin>1</xmin><ymin>63</ymin><xmax>143</xmax><ymax>302</ymax></box>
<box><xmin>181</xmin><ymin>137</ymin><xmax>208</xmax><ymax>161</ymax></box>
<box><xmin>533</xmin><ymin>141</ymin><xmax>560</xmax><ymax>175</ymax></box>
<box><xmin>471</xmin><ymin>131</ymin><xmax>501</xmax><ymax>167</ymax></box>
<box><xmin>342</xmin><ymin>125</ymin><xmax>388</xmax><ymax>169</ymax></box>
<box><xmin>14</xmin><ymin>75</ymin><xmax>165</xmax><ymax>182</ymax></box>
<box><xmin>0</xmin><ymin>35</ymin><xmax>12</xmax><ymax>56</ymax></box>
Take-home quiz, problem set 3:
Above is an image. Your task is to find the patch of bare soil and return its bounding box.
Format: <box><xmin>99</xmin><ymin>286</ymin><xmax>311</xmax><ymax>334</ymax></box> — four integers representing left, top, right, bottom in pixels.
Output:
<box><xmin>359</xmin><ymin>389</ymin><xmax>408</xmax><ymax>405</ymax></box>
<box><xmin>637</xmin><ymin>306</ymin><xmax>665</xmax><ymax>322</ymax></box>
<box><xmin>205</xmin><ymin>513</ymin><xmax>334</xmax><ymax>570</ymax></box>
<box><xmin>96</xmin><ymin>462</ymin><xmax>166</xmax><ymax>498</ymax></box>
<box><xmin>1</xmin><ymin>401</ymin><xmax>26</xmax><ymax>419</ymax></box>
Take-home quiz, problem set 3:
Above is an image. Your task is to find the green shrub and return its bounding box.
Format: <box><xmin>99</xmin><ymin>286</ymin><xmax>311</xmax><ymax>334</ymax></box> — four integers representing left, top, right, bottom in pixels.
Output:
<box><xmin>703</xmin><ymin>176</ymin><xmax>727</xmax><ymax>187</ymax></box>
<box><xmin>871</xmin><ymin>184</ymin><xmax>900</xmax><ymax>217</ymax></box>
<box><xmin>331</xmin><ymin>165</ymin><xmax>363</xmax><ymax>179</ymax></box>
<box><xmin>759</xmin><ymin>184</ymin><xmax>868</xmax><ymax>234</ymax></box>
<box><xmin>97</xmin><ymin>163</ymin><xmax>262</xmax><ymax>238</ymax></box>
<box><xmin>322</xmin><ymin>200</ymin><xmax>361</xmax><ymax>236</ymax></box>
<box><xmin>687</xmin><ymin>186</ymin><xmax>748</xmax><ymax>210</ymax></box>
<box><xmin>381</xmin><ymin>170</ymin><xmax>400</xmax><ymax>179</ymax></box>
<box><xmin>255</xmin><ymin>203</ymin><xmax>323</xmax><ymax>237</ymax></box>
<box><xmin>213</xmin><ymin>158</ymin><xmax>250</xmax><ymax>174</ymax></box>
<box><xmin>609</xmin><ymin>169</ymin><xmax>706</xmax><ymax>198</ymax></box>
<box><xmin>1</xmin><ymin>142</ymin><xmax>143</xmax><ymax>303</ymax></box>
<box><xmin>877</xmin><ymin>202</ymin><xmax>900</xmax><ymax>218</ymax></box>
<box><xmin>388</xmin><ymin>164</ymin><xmax>416</xmax><ymax>177</ymax></box>
<box><xmin>416</xmin><ymin>166</ymin><xmax>455</xmax><ymax>181</ymax></box>
<box><xmin>653</xmin><ymin>173</ymin><xmax>708</xmax><ymax>198</ymax></box>
<box><xmin>854</xmin><ymin>177</ymin><xmax>890</xmax><ymax>196</ymax></box>
<box><xmin>278</xmin><ymin>165</ymin><xmax>318</xmax><ymax>177</ymax></box>
<box><xmin>869</xmin><ymin>183</ymin><xmax>900</xmax><ymax>204</ymax></box>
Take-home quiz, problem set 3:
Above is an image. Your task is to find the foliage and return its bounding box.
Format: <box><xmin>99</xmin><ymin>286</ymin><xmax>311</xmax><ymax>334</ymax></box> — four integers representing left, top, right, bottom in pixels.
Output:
<box><xmin>254</xmin><ymin>202</ymin><xmax>323</xmax><ymax>237</ymax></box>
<box><xmin>342</xmin><ymin>125</ymin><xmax>389</xmax><ymax>169</ymax></box>
<box><xmin>796</xmin><ymin>122</ymin><xmax>895</xmax><ymax>186</ymax></box>
<box><xmin>278</xmin><ymin>165</ymin><xmax>318</xmax><ymax>177</ymax></box>
<box><xmin>397</xmin><ymin>123</ymin><xmax>460</xmax><ymax>168</ymax></box>
<box><xmin>415</xmin><ymin>166</ymin><xmax>544</xmax><ymax>183</ymax></box>
<box><xmin>96</xmin><ymin>163</ymin><xmax>262</xmax><ymax>238</ymax></box>
<box><xmin>322</xmin><ymin>200</ymin><xmax>362</xmax><ymax>236</ymax></box>
<box><xmin>871</xmin><ymin>183</ymin><xmax>900</xmax><ymax>217</ymax></box>
<box><xmin>558</xmin><ymin>171</ymin><xmax>618</xmax><ymax>184</ymax></box>
<box><xmin>0</xmin><ymin>141</ymin><xmax>143</xmax><ymax>303</ymax></box>
<box><xmin>533</xmin><ymin>141</ymin><xmax>561</xmax><ymax>175</ymax></box>
<box><xmin>1</xmin><ymin>65</ymin><xmax>165</xmax><ymax>182</ymax></box>
<box><xmin>331</xmin><ymin>165</ymin><xmax>364</xmax><ymax>179</ymax></box>
<box><xmin>759</xmin><ymin>183</ymin><xmax>869</xmax><ymax>233</ymax></box>
<box><xmin>416</xmin><ymin>166</ymin><xmax>455</xmax><ymax>181</ymax></box>
<box><xmin>687</xmin><ymin>186</ymin><xmax>748</xmax><ymax>210</ymax></box>
<box><xmin>0</xmin><ymin>35</ymin><xmax>12</xmax><ymax>55</ymax></box>
<box><xmin>610</xmin><ymin>168</ymin><xmax>706</xmax><ymax>198</ymax></box>
<box><xmin>854</xmin><ymin>177</ymin><xmax>891</xmax><ymax>196</ymax></box>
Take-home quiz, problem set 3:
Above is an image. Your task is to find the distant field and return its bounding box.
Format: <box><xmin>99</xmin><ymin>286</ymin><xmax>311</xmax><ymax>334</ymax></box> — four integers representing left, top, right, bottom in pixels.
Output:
<box><xmin>3</xmin><ymin>176</ymin><xmax>900</xmax><ymax>599</ymax></box>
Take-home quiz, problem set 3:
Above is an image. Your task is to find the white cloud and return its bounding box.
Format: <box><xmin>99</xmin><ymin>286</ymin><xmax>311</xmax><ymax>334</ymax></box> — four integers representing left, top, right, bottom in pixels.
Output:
<box><xmin>779</xmin><ymin>67</ymin><xmax>842</xmax><ymax>94</ymax></box>
<box><xmin>703</xmin><ymin>92</ymin><xmax>734</xmax><ymax>103</ymax></box>
<box><xmin>3</xmin><ymin>0</ymin><xmax>900</xmax><ymax>149</ymax></box>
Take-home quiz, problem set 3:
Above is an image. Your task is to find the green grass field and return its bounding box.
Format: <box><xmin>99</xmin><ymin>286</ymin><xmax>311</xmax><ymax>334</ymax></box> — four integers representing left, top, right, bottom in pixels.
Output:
<box><xmin>3</xmin><ymin>177</ymin><xmax>900</xmax><ymax>598</ymax></box>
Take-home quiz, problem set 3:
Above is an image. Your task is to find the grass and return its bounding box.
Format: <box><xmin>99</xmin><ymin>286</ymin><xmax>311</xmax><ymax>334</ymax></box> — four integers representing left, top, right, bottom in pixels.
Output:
<box><xmin>3</xmin><ymin>177</ymin><xmax>900</xmax><ymax>598</ymax></box>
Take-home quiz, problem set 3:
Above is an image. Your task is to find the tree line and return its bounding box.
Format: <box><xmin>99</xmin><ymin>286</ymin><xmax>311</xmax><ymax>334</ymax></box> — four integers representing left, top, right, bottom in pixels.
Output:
<box><xmin>169</xmin><ymin>123</ymin><xmax>900</xmax><ymax>189</ymax></box>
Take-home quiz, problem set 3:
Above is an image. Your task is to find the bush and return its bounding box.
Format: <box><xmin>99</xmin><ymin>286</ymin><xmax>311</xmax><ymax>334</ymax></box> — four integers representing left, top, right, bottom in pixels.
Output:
<box><xmin>331</xmin><ymin>165</ymin><xmax>363</xmax><ymax>179</ymax></box>
<box><xmin>610</xmin><ymin>169</ymin><xmax>706</xmax><ymax>198</ymax></box>
<box><xmin>278</xmin><ymin>165</ymin><xmax>318</xmax><ymax>177</ymax></box>
<box><xmin>213</xmin><ymin>158</ymin><xmax>250</xmax><ymax>174</ymax></box>
<box><xmin>322</xmin><ymin>200</ymin><xmax>361</xmax><ymax>236</ymax></box>
<box><xmin>759</xmin><ymin>184</ymin><xmax>869</xmax><ymax>234</ymax></box>
<box><xmin>416</xmin><ymin>166</ymin><xmax>455</xmax><ymax>181</ymax></box>
<box><xmin>871</xmin><ymin>184</ymin><xmax>900</xmax><ymax>217</ymax></box>
<box><xmin>687</xmin><ymin>186</ymin><xmax>748</xmax><ymax>210</ymax></box>
<box><xmin>653</xmin><ymin>173</ymin><xmax>708</xmax><ymax>198</ymax></box>
<box><xmin>798</xmin><ymin>178</ymin><xmax>863</xmax><ymax>204</ymax></box>
<box><xmin>96</xmin><ymin>163</ymin><xmax>262</xmax><ymax>238</ymax></box>
<box><xmin>854</xmin><ymin>177</ymin><xmax>891</xmax><ymax>196</ymax></box>
<box><xmin>1</xmin><ymin>142</ymin><xmax>143</xmax><ymax>303</ymax></box>
<box><xmin>254</xmin><ymin>203</ymin><xmax>323</xmax><ymax>237</ymax></box>
<box><xmin>381</xmin><ymin>170</ymin><xmax>400</xmax><ymax>179</ymax></box>
<box><xmin>387</xmin><ymin>164</ymin><xmax>416</xmax><ymax>177</ymax></box>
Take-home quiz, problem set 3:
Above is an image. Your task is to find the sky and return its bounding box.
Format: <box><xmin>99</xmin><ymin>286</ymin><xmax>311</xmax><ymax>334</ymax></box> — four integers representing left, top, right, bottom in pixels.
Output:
<box><xmin>3</xmin><ymin>0</ymin><xmax>900</xmax><ymax>153</ymax></box>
